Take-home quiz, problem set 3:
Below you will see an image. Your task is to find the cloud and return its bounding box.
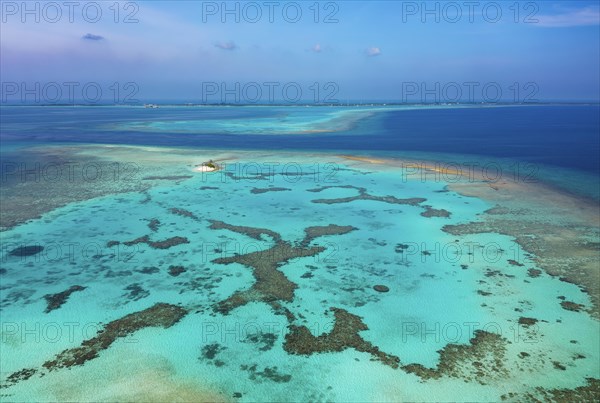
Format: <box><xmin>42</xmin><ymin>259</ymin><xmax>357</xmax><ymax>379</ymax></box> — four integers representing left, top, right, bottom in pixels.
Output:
<box><xmin>365</xmin><ymin>47</ymin><xmax>381</xmax><ymax>57</ymax></box>
<box><xmin>535</xmin><ymin>6</ymin><xmax>599</xmax><ymax>27</ymax></box>
<box><xmin>215</xmin><ymin>41</ymin><xmax>237</xmax><ymax>51</ymax></box>
<box><xmin>311</xmin><ymin>43</ymin><xmax>322</xmax><ymax>53</ymax></box>
<box><xmin>82</xmin><ymin>33</ymin><xmax>104</xmax><ymax>41</ymax></box>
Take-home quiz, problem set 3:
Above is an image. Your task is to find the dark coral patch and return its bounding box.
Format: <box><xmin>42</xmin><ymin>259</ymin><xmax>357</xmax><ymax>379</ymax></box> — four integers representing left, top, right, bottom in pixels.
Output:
<box><xmin>2</xmin><ymin>368</ymin><xmax>37</xmax><ymax>388</ymax></box>
<box><xmin>402</xmin><ymin>330</ymin><xmax>508</xmax><ymax>383</ymax></box>
<box><xmin>241</xmin><ymin>364</ymin><xmax>291</xmax><ymax>383</ymax></box>
<box><xmin>136</xmin><ymin>266</ymin><xmax>160</xmax><ymax>275</ymax></box>
<box><xmin>503</xmin><ymin>378</ymin><xmax>600</xmax><ymax>401</ymax></box>
<box><xmin>43</xmin><ymin>285</ymin><xmax>86</xmax><ymax>313</ymax></box>
<box><xmin>245</xmin><ymin>332</ymin><xmax>277</xmax><ymax>351</ymax></box>
<box><xmin>284</xmin><ymin>307</ymin><xmax>400</xmax><ymax>369</ymax></box>
<box><xmin>560</xmin><ymin>300</ymin><xmax>585</xmax><ymax>312</ymax></box>
<box><xmin>209</xmin><ymin>220</ymin><xmax>357</xmax><ymax>315</ymax></box>
<box><xmin>42</xmin><ymin>303</ymin><xmax>186</xmax><ymax>371</ymax></box>
<box><xmin>213</xmin><ymin>242</ymin><xmax>324</xmax><ymax>314</ymax></box>
<box><xmin>200</xmin><ymin>343</ymin><xmax>226</xmax><ymax>361</ymax></box>
<box><xmin>3</xmin><ymin>303</ymin><xmax>187</xmax><ymax>388</ymax></box>
<box><xmin>148</xmin><ymin>218</ymin><xmax>160</xmax><ymax>232</ymax></box>
<box><xmin>421</xmin><ymin>206</ymin><xmax>451</xmax><ymax>218</ymax></box>
<box><xmin>168</xmin><ymin>265</ymin><xmax>186</xmax><ymax>277</ymax></box>
<box><xmin>208</xmin><ymin>219</ymin><xmax>281</xmax><ymax>242</ymax></box>
<box><xmin>301</xmin><ymin>224</ymin><xmax>357</xmax><ymax>247</ymax></box>
<box><xmin>250</xmin><ymin>187</ymin><xmax>291</xmax><ymax>194</ymax></box>
<box><xmin>309</xmin><ymin>185</ymin><xmax>426</xmax><ymax>206</ymax></box>
<box><xmin>9</xmin><ymin>245</ymin><xmax>44</xmax><ymax>257</ymax></box>
<box><xmin>169</xmin><ymin>208</ymin><xmax>199</xmax><ymax>220</ymax></box>
<box><xmin>147</xmin><ymin>236</ymin><xmax>189</xmax><ymax>249</ymax></box>
<box><xmin>518</xmin><ymin>317</ymin><xmax>538</xmax><ymax>326</ymax></box>
<box><xmin>373</xmin><ymin>285</ymin><xmax>389</xmax><ymax>293</ymax></box>
<box><xmin>110</xmin><ymin>235</ymin><xmax>190</xmax><ymax>250</ymax></box>
<box><xmin>395</xmin><ymin>243</ymin><xmax>410</xmax><ymax>253</ymax></box>
<box><xmin>122</xmin><ymin>283</ymin><xmax>149</xmax><ymax>301</ymax></box>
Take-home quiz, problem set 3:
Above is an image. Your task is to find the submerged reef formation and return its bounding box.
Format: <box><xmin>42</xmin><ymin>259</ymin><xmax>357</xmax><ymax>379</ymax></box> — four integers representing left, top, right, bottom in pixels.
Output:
<box><xmin>207</xmin><ymin>218</ymin><xmax>520</xmax><ymax>386</ymax></box>
<box><xmin>213</xmin><ymin>242</ymin><xmax>323</xmax><ymax>314</ymax></box>
<box><xmin>122</xmin><ymin>283</ymin><xmax>150</xmax><ymax>302</ymax></box>
<box><xmin>421</xmin><ymin>205</ymin><xmax>451</xmax><ymax>218</ymax></box>
<box><xmin>301</xmin><ymin>224</ymin><xmax>357</xmax><ymax>247</ymax></box>
<box><xmin>8</xmin><ymin>245</ymin><xmax>44</xmax><ymax>257</ymax></box>
<box><xmin>0</xmin><ymin>145</ymin><xmax>195</xmax><ymax>231</ymax></box>
<box><xmin>443</xmin><ymin>213</ymin><xmax>599</xmax><ymax>318</ymax></box>
<box><xmin>501</xmin><ymin>378</ymin><xmax>600</xmax><ymax>401</ymax></box>
<box><xmin>240</xmin><ymin>364</ymin><xmax>292</xmax><ymax>383</ymax></box>
<box><xmin>560</xmin><ymin>300</ymin><xmax>586</xmax><ymax>312</ymax></box>
<box><xmin>208</xmin><ymin>219</ymin><xmax>281</xmax><ymax>242</ymax></box>
<box><xmin>250</xmin><ymin>187</ymin><xmax>291</xmax><ymax>194</ymax></box>
<box><xmin>402</xmin><ymin>330</ymin><xmax>509</xmax><ymax>384</ymax></box>
<box><xmin>2</xmin><ymin>303</ymin><xmax>187</xmax><ymax>388</ymax></box>
<box><xmin>148</xmin><ymin>218</ymin><xmax>160</xmax><ymax>232</ymax></box>
<box><xmin>169</xmin><ymin>207</ymin><xmax>200</xmax><ymax>221</ymax></box>
<box><xmin>109</xmin><ymin>234</ymin><xmax>190</xmax><ymax>250</ymax></box>
<box><xmin>308</xmin><ymin>185</ymin><xmax>426</xmax><ymax>206</ymax></box>
<box><xmin>284</xmin><ymin>307</ymin><xmax>400</xmax><ymax>369</ymax></box>
<box><xmin>43</xmin><ymin>285</ymin><xmax>86</xmax><ymax>313</ymax></box>
<box><xmin>43</xmin><ymin>303</ymin><xmax>187</xmax><ymax>370</ymax></box>
<box><xmin>210</xmin><ymin>220</ymin><xmax>355</xmax><ymax>314</ymax></box>
<box><xmin>168</xmin><ymin>265</ymin><xmax>187</xmax><ymax>277</ymax></box>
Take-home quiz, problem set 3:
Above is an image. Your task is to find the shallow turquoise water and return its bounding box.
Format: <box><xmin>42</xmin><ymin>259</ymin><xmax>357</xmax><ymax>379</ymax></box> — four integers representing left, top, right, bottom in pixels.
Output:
<box><xmin>1</xmin><ymin>154</ymin><xmax>598</xmax><ymax>401</ymax></box>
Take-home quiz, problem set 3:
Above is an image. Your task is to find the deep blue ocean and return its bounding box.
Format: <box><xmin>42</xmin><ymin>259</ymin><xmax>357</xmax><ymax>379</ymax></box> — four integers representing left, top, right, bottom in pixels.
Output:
<box><xmin>1</xmin><ymin>105</ymin><xmax>598</xmax><ymax>174</ymax></box>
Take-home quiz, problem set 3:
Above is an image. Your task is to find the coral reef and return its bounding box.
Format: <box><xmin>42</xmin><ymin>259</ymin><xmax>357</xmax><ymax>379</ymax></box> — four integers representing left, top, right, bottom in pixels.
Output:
<box><xmin>148</xmin><ymin>218</ymin><xmax>160</xmax><ymax>232</ymax></box>
<box><xmin>240</xmin><ymin>364</ymin><xmax>292</xmax><ymax>383</ymax></box>
<box><xmin>308</xmin><ymin>185</ymin><xmax>426</xmax><ymax>206</ymax></box>
<box><xmin>443</xmin><ymin>216</ymin><xmax>600</xmax><ymax>319</ymax></box>
<box><xmin>560</xmin><ymin>300</ymin><xmax>586</xmax><ymax>312</ymax></box>
<box><xmin>421</xmin><ymin>206</ymin><xmax>451</xmax><ymax>218</ymax></box>
<box><xmin>43</xmin><ymin>285</ymin><xmax>86</xmax><ymax>313</ymax></box>
<box><xmin>502</xmin><ymin>378</ymin><xmax>600</xmax><ymax>401</ymax></box>
<box><xmin>250</xmin><ymin>187</ymin><xmax>291</xmax><ymax>194</ymax></box>
<box><xmin>109</xmin><ymin>235</ymin><xmax>190</xmax><ymax>250</ymax></box>
<box><xmin>168</xmin><ymin>265</ymin><xmax>186</xmax><ymax>277</ymax></box>
<box><xmin>402</xmin><ymin>330</ymin><xmax>508</xmax><ymax>383</ymax></box>
<box><xmin>8</xmin><ymin>245</ymin><xmax>44</xmax><ymax>257</ymax></box>
<box><xmin>208</xmin><ymin>219</ymin><xmax>281</xmax><ymax>242</ymax></box>
<box><xmin>210</xmin><ymin>220</ymin><xmax>356</xmax><ymax>315</ymax></box>
<box><xmin>284</xmin><ymin>307</ymin><xmax>400</xmax><ymax>369</ymax></box>
<box><xmin>3</xmin><ymin>303</ymin><xmax>187</xmax><ymax>388</ymax></box>
<box><xmin>300</xmin><ymin>224</ymin><xmax>357</xmax><ymax>247</ymax></box>
<box><xmin>169</xmin><ymin>208</ymin><xmax>200</xmax><ymax>220</ymax></box>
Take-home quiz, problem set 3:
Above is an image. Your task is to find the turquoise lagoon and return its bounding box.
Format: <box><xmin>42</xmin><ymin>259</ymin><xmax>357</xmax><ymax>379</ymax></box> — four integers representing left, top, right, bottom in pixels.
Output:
<box><xmin>0</xmin><ymin>105</ymin><xmax>599</xmax><ymax>401</ymax></box>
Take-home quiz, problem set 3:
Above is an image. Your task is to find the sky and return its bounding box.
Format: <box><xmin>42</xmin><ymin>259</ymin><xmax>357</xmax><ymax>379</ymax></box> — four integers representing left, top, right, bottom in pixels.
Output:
<box><xmin>1</xmin><ymin>0</ymin><xmax>599</xmax><ymax>103</ymax></box>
